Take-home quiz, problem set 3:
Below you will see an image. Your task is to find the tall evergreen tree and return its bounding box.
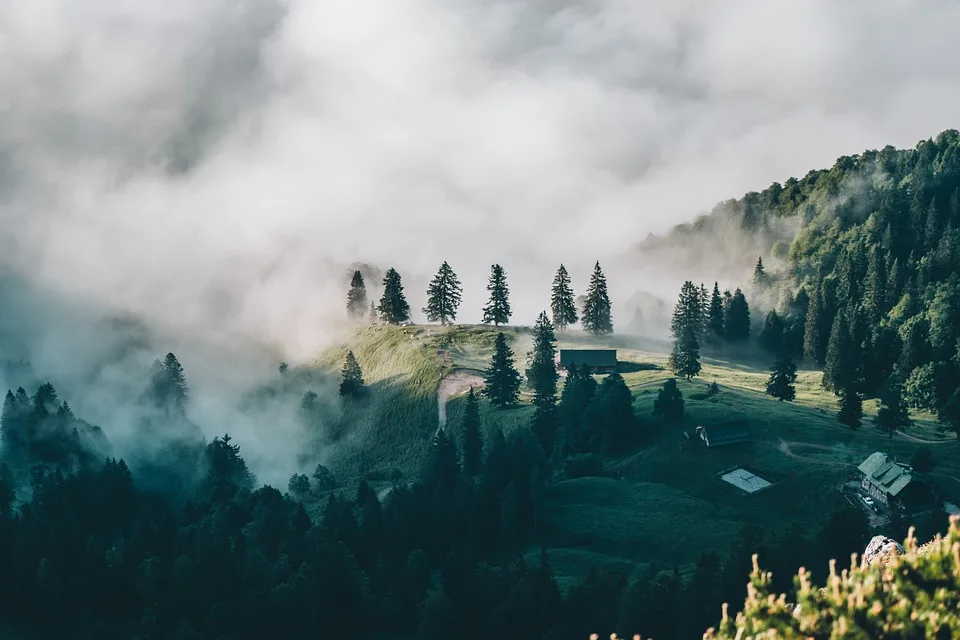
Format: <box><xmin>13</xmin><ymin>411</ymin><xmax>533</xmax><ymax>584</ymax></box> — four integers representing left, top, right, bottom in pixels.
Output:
<box><xmin>339</xmin><ymin>351</ymin><xmax>365</xmax><ymax>397</ymax></box>
<box><xmin>876</xmin><ymin>370</ymin><xmax>911</xmax><ymax>439</ymax></box>
<box><xmin>422</xmin><ymin>261</ymin><xmax>463</xmax><ymax>325</ymax></box>
<box><xmin>460</xmin><ymin>388</ymin><xmax>483</xmax><ymax>477</ymax></box>
<box><xmin>837</xmin><ymin>385</ymin><xmax>863</xmax><ymax>430</ymax></box>
<box><xmin>670</xmin><ymin>325</ymin><xmax>702</xmax><ymax>380</ymax></box>
<box><xmin>699</xmin><ymin>283</ymin><xmax>709</xmax><ymax>337</ymax></box>
<box><xmin>804</xmin><ymin>279</ymin><xmax>826</xmax><ymax>364</ymax></box>
<box><xmin>528</xmin><ymin>312</ymin><xmax>559</xmax><ymax>454</ymax></box>
<box><xmin>759</xmin><ymin>310</ymin><xmax>785</xmax><ymax>354</ymax></box>
<box><xmin>149</xmin><ymin>353</ymin><xmax>188</xmax><ymax>416</ymax></box>
<box><xmin>708</xmin><ymin>282</ymin><xmax>725</xmax><ymax>338</ymax></box>
<box><xmin>582</xmin><ymin>373</ymin><xmax>636</xmax><ymax>455</ymax></box>
<box><xmin>671</xmin><ymin>281</ymin><xmax>702</xmax><ymax>340</ymax></box>
<box><xmin>753</xmin><ymin>256</ymin><xmax>768</xmax><ymax>284</ymax></box>
<box><xmin>557</xmin><ymin>365</ymin><xmax>598</xmax><ymax>455</ymax></box>
<box><xmin>766</xmin><ymin>357</ymin><xmax>798</xmax><ymax>402</ymax></box>
<box><xmin>482</xmin><ymin>264</ymin><xmax>511</xmax><ymax>327</ymax></box>
<box><xmin>723</xmin><ymin>289</ymin><xmax>751</xmax><ymax>341</ymax></box>
<box><xmin>346</xmin><ymin>270</ymin><xmax>368</xmax><ymax>320</ymax></box>
<box><xmin>581</xmin><ymin>262</ymin><xmax>613</xmax><ymax>336</ymax></box>
<box><xmin>377</xmin><ymin>268</ymin><xmax>410</xmax><ymax>324</ymax></box>
<box><xmin>822</xmin><ymin>309</ymin><xmax>853</xmax><ymax>394</ymax></box>
<box><xmin>652</xmin><ymin>378</ymin><xmax>684</xmax><ymax>420</ymax></box>
<box><xmin>550</xmin><ymin>265</ymin><xmax>578</xmax><ymax>331</ymax></box>
<box><xmin>482</xmin><ymin>333</ymin><xmax>522</xmax><ymax>407</ymax></box>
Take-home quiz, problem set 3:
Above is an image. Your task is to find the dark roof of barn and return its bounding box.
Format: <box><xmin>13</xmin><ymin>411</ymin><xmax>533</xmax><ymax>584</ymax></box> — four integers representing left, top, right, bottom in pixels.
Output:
<box><xmin>558</xmin><ymin>349</ymin><xmax>618</xmax><ymax>367</ymax></box>
<box><xmin>701</xmin><ymin>421</ymin><xmax>752</xmax><ymax>446</ymax></box>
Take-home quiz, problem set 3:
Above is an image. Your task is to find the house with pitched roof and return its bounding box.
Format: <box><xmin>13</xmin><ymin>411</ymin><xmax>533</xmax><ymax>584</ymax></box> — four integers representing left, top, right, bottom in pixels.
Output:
<box><xmin>858</xmin><ymin>452</ymin><xmax>912</xmax><ymax>506</ymax></box>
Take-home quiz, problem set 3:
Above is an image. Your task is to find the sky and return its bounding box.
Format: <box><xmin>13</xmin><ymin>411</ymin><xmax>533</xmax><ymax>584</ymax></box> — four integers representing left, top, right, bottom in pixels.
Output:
<box><xmin>2</xmin><ymin>1</ymin><xmax>960</xmax><ymax>413</ymax></box>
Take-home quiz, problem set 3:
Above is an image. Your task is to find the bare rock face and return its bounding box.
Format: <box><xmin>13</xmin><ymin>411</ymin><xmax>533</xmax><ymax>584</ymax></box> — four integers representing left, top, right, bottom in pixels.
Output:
<box><xmin>862</xmin><ymin>536</ymin><xmax>904</xmax><ymax>568</ymax></box>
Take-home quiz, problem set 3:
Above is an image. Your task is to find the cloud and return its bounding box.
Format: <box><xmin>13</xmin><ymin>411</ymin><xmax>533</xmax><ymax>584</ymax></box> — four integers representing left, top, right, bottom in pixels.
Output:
<box><xmin>1</xmin><ymin>0</ymin><xmax>959</xmax><ymax>468</ymax></box>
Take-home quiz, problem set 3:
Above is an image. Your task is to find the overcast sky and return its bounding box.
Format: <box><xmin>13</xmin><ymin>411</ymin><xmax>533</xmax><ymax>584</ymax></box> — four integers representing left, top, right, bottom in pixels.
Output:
<box><xmin>2</xmin><ymin>0</ymin><xmax>960</xmax><ymax>352</ymax></box>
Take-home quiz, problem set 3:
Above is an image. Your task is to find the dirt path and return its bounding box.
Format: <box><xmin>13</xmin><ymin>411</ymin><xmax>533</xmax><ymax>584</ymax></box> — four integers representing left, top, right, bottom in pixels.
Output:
<box><xmin>893</xmin><ymin>429</ymin><xmax>959</xmax><ymax>445</ymax></box>
<box><xmin>776</xmin><ymin>439</ymin><xmax>852</xmax><ymax>467</ymax></box>
<box><xmin>437</xmin><ymin>369</ymin><xmax>485</xmax><ymax>429</ymax></box>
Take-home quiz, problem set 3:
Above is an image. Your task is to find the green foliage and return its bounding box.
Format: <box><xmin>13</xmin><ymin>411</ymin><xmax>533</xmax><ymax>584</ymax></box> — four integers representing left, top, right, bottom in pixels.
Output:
<box><xmin>482</xmin><ymin>264</ymin><xmax>512</xmax><ymax>326</ymax></box>
<box><xmin>671</xmin><ymin>280</ymin><xmax>703</xmax><ymax>339</ymax></box>
<box><xmin>876</xmin><ymin>370</ymin><xmax>911</xmax><ymax>438</ymax></box>
<box><xmin>708</xmin><ymin>282</ymin><xmax>725</xmax><ymax>338</ymax></box>
<box><xmin>460</xmin><ymin>387</ymin><xmax>483</xmax><ymax>477</ymax></box>
<box><xmin>339</xmin><ymin>350</ymin><xmax>365</xmax><ymax>398</ymax></box>
<box><xmin>723</xmin><ymin>288</ymin><xmax>751</xmax><ymax>341</ymax></box>
<box><xmin>377</xmin><ymin>267</ymin><xmax>411</xmax><ymax>324</ymax></box>
<box><xmin>422</xmin><ymin>261</ymin><xmax>463</xmax><ymax>325</ymax></box>
<box><xmin>581</xmin><ymin>261</ymin><xmax>613</xmax><ymax>335</ymax></box>
<box><xmin>557</xmin><ymin>365</ymin><xmax>598</xmax><ymax>455</ymax></box>
<box><xmin>482</xmin><ymin>332</ymin><xmax>522</xmax><ymax>407</ymax></box>
<box><xmin>821</xmin><ymin>308</ymin><xmax>853</xmax><ymax>394</ymax></box>
<box><xmin>706</xmin><ymin>520</ymin><xmax>960</xmax><ymax>640</ymax></box>
<box><xmin>582</xmin><ymin>373</ymin><xmax>636</xmax><ymax>455</ymax></box>
<box><xmin>837</xmin><ymin>385</ymin><xmax>863</xmax><ymax>429</ymax></box>
<box><xmin>766</xmin><ymin>357</ymin><xmax>798</xmax><ymax>402</ymax></box>
<box><xmin>670</xmin><ymin>325</ymin><xmax>702</xmax><ymax>380</ymax></box>
<box><xmin>529</xmin><ymin>312</ymin><xmax>560</xmax><ymax>453</ymax></box>
<box><xmin>287</xmin><ymin>473</ymin><xmax>310</xmax><ymax>497</ymax></box>
<box><xmin>759</xmin><ymin>310</ymin><xmax>784</xmax><ymax>354</ymax></box>
<box><xmin>652</xmin><ymin>378</ymin><xmax>684</xmax><ymax>420</ymax></box>
<box><xmin>346</xmin><ymin>269</ymin><xmax>368</xmax><ymax>320</ymax></box>
<box><xmin>904</xmin><ymin>361</ymin><xmax>938</xmax><ymax>411</ymax></box>
<box><xmin>551</xmin><ymin>264</ymin><xmax>579</xmax><ymax>331</ymax></box>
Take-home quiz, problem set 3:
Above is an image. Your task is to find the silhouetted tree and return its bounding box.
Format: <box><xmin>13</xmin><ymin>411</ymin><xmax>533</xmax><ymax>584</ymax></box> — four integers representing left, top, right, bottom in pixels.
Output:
<box><xmin>347</xmin><ymin>270</ymin><xmax>368</xmax><ymax>320</ymax></box>
<box><xmin>581</xmin><ymin>262</ymin><xmax>613</xmax><ymax>335</ymax></box>
<box><xmin>766</xmin><ymin>357</ymin><xmax>798</xmax><ymax>402</ymax></box>
<box><xmin>652</xmin><ymin>378</ymin><xmax>684</xmax><ymax>420</ymax></box>
<box><xmin>528</xmin><ymin>312</ymin><xmax>559</xmax><ymax>453</ymax></box>
<box><xmin>582</xmin><ymin>373</ymin><xmax>636</xmax><ymax>455</ymax></box>
<box><xmin>550</xmin><ymin>264</ymin><xmax>578</xmax><ymax>331</ymax></box>
<box><xmin>670</xmin><ymin>325</ymin><xmax>701</xmax><ymax>380</ymax></box>
<box><xmin>482</xmin><ymin>333</ymin><xmax>522</xmax><ymax>407</ymax></box>
<box><xmin>723</xmin><ymin>289</ymin><xmax>751</xmax><ymax>341</ymax></box>
<box><xmin>708</xmin><ymin>282</ymin><xmax>725</xmax><ymax>338</ymax></box>
<box><xmin>753</xmin><ymin>256</ymin><xmax>768</xmax><ymax>284</ymax></box>
<box><xmin>837</xmin><ymin>385</ymin><xmax>863</xmax><ymax>429</ymax></box>
<box><xmin>278</xmin><ymin>360</ymin><xmax>289</xmax><ymax>376</ymax></box>
<box><xmin>423</xmin><ymin>261</ymin><xmax>463</xmax><ymax>325</ymax></box>
<box><xmin>482</xmin><ymin>264</ymin><xmax>511</xmax><ymax>326</ymax></box>
<box><xmin>340</xmin><ymin>351</ymin><xmax>365</xmax><ymax>398</ymax></box>
<box><xmin>759</xmin><ymin>310</ymin><xmax>785</xmax><ymax>354</ymax></box>
<box><xmin>377</xmin><ymin>268</ymin><xmax>411</xmax><ymax>324</ymax></box>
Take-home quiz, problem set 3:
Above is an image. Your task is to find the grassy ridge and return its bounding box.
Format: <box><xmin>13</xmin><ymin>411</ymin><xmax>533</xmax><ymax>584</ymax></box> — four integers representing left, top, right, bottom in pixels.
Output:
<box><xmin>306</xmin><ymin>325</ymin><xmax>960</xmax><ymax>587</ymax></box>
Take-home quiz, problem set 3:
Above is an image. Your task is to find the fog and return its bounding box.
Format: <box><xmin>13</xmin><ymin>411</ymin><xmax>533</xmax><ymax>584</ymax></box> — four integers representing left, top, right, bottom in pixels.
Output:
<box><xmin>2</xmin><ymin>0</ymin><xmax>960</xmax><ymax>482</ymax></box>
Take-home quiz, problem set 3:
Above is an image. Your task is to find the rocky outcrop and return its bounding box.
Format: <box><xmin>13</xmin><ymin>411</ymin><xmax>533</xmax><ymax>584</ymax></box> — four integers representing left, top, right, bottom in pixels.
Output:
<box><xmin>861</xmin><ymin>535</ymin><xmax>905</xmax><ymax>567</ymax></box>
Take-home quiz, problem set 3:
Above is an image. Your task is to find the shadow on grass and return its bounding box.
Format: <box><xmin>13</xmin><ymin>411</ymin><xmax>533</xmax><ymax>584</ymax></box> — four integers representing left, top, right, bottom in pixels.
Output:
<box><xmin>618</xmin><ymin>361</ymin><xmax>664</xmax><ymax>374</ymax></box>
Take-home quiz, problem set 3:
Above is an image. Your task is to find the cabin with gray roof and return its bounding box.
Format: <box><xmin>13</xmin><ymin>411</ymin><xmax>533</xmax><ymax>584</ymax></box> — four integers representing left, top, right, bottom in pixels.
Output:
<box><xmin>858</xmin><ymin>452</ymin><xmax>912</xmax><ymax>506</ymax></box>
<box><xmin>557</xmin><ymin>349</ymin><xmax>617</xmax><ymax>374</ymax></box>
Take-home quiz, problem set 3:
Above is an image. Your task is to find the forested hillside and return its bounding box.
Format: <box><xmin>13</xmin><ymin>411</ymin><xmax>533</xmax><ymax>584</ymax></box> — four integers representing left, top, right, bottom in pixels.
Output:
<box><xmin>650</xmin><ymin>130</ymin><xmax>960</xmax><ymax>436</ymax></box>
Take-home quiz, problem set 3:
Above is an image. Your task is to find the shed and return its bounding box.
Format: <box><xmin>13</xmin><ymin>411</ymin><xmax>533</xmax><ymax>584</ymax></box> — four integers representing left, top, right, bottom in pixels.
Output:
<box><xmin>696</xmin><ymin>422</ymin><xmax>752</xmax><ymax>448</ymax></box>
<box><xmin>557</xmin><ymin>349</ymin><xmax>617</xmax><ymax>374</ymax></box>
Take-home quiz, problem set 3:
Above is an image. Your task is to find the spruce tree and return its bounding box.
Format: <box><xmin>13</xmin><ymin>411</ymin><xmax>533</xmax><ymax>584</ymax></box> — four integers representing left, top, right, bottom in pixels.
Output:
<box><xmin>652</xmin><ymin>378</ymin><xmax>685</xmax><ymax>420</ymax></box>
<box><xmin>557</xmin><ymin>365</ymin><xmax>598</xmax><ymax>455</ymax></box>
<box><xmin>766</xmin><ymin>357</ymin><xmax>798</xmax><ymax>402</ymax></box>
<box><xmin>724</xmin><ymin>289</ymin><xmax>751</xmax><ymax>341</ymax></box>
<box><xmin>699</xmin><ymin>283</ymin><xmax>709</xmax><ymax>337</ymax></box>
<box><xmin>460</xmin><ymin>387</ymin><xmax>483</xmax><ymax>477</ymax></box>
<box><xmin>670</xmin><ymin>325</ymin><xmax>702</xmax><ymax>380</ymax></box>
<box><xmin>671</xmin><ymin>281</ymin><xmax>702</xmax><ymax>340</ymax></box>
<box><xmin>550</xmin><ymin>265</ymin><xmax>578</xmax><ymax>331</ymax></box>
<box><xmin>876</xmin><ymin>370</ymin><xmax>911</xmax><ymax>439</ymax></box>
<box><xmin>581</xmin><ymin>261</ymin><xmax>613</xmax><ymax>335</ymax></box>
<box><xmin>837</xmin><ymin>385</ymin><xmax>863</xmax><ymax>430</ymax></box>
<box><xmin>339</xmin><ymin>351</ymin><xmax>365</xmax><ymax>397</ymax></box>
<box><xmin>753</xmin><ymin>256</ymin><xmax>767</xmax><ymax>284</ymax></box>
<box><xmin>482</xmin><ymin>333</ymin><xmax>522</xmax><ymax>407</ymax></box>
<box><xmin>759</xmin><ymin>310</ymin><xmax>785</xmax><ymax>354</ymax></box>
<box><xmin>708</xmin><ymin>282</ymin><xmax>725</xmax><ymax>338</ymax></box>
<box><xmin>377</xmin><ymin>268</ymin><xmax>410</xmax><ymax>324</ymax></box>
<box><xmin>822</xmin><ymin>309</ymin><xmax>852</xmax><ymax>394</ymax></box>
<box><xmin>482</xmin><ymin>264</ymin><xmax>511</xmax><ymax>327</ymax></box>
<box><xmin>346</xmin><ymin>270</ymin><xmax>368</xmax><ymax>320</ymax></box>
<box><xmin>803</xmin><ymin>279</ymin><xmax>826</xmax><ymax>364</ymax></box>
<box><xmin>528</xmin><ymin>312</ymin><xmax>559</xmax><ymax>453</ymax></box>
<box><xmin>422</xmin><ymin>261</ymin><xmax>463</xmax><ymax>325</ymax></box>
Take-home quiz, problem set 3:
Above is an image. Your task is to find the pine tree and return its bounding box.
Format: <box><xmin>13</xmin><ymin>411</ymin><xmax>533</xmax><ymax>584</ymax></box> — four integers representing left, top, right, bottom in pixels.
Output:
<box><xmin>753</xmin><ymin>256</ymin><xmax>767</xmax><ymax>284</ymax></box>
<box><xmin>822</xmin><ymin>309</ymin><xmax>852</xmax><ymax>394</ymax></box>
<box><xmin>670</xmin><ymin>325</ymin><xmax>702</xmax><ymax>380</ymax></box>
<box><xmin>804</xmin><ymin>279</ymin><xmax>826</xmax><ymax>364</ymax></box>
<box><xmin>759</xmin><ymin>310</ymin><xmax>785</xmax><ymax>354</ymax></box>
<box><xmin>724</xmin><ymin>289</ymin><xmax>751</xmax><ymax>341</ymax></box>
<box><xmin>863</xmin><ymin>245</ymin><xmax>887</xmax><ymax>319</ymax></box>
<box><xmin>699</xmin><ymin>283</ymin><xmax>709</xmax><ymax>337</ymax></box>
<box><xmin>460</xmin><ymin>388</ymin><xmax>483</xmax><ymax>477</ymax></box>
<box><xmin>766</xmin><ymin>357</ymin><xmax>798</xmax><ymax>402</ymax></box>
<box><xmin>837</xmin><ymin>385</ymin><xmax>863</xmax><ymax>430</ymax></box>
<box><xmin>150</xmin><ymin>353</ymin><xmax>188</xmax><ymax>416</ymax></box>
<box><xmin>581</xmin><ymin>261</ymin><xmax>613</xmax><ymax>335</ymax></box>
<box><xmin>708</xmin><ymin>282</ymin><xmax>725</xmax><ymax>338</ymax></box>
<box><xmin>550</xmin><ymin>265</ymin><xmax>578</xmax><ymax>331</ymax></box>
<box><xmin>369</xmin><ymin>301</ymin><xmax>377</xmax><ymax>324</ymax></box>
<box><xmin>876</xmin><ymin>370</ymin><xmax>911</xmax><ymax>439</ymax></box>
<box><xmin>377</xmin><ymin>268</ymin><xmax>410</xmax><ymax>324</ymax></box>
<box><xmin>482</xmin><ymin>264</ymin><xmax>511</xmax><ymax>327</ymax></box>
<box><xmin>346</xmin><ymin>270</ymin><xmax>368</xmax><ymax>320</ymax></box>
<box><xmin>652</xmin><ymin>378</ymin><xmax>685</xmax><ymax>420</ymax></box>
<box><xmin>422</xmin><ymin>261</ymin><xmax>463</xmax><ymax>325</ymax></box>
<box><xmin>339</xmin><ymin>351</ymin><xmax>365</xmax><ymax>397</ymax></box>
<box><xmin>482</xmin><ymin>333</ymin><xmax>522</xmax><ymax>407</ymax></box>
<box><xmin>528</xmin><ymin>312</ymin><xmax>559</xmax><ymax>453</ymax></box>
<box><xmin>671</xmin><ymin>281</ymin><xmax>702</xmax><ymax>340</ymax></box>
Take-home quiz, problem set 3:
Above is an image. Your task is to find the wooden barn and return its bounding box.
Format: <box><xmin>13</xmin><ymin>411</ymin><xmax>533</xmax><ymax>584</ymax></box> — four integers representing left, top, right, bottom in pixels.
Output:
<box><xmin>557</xmin><ymin>349</ymin><xmax>617</xmax><ymax>374</ymax></box>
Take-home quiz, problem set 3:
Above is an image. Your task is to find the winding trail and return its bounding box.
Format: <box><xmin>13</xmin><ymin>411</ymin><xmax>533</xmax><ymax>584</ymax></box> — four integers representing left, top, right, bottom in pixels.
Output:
<box><xmin>437</xmin><ymin>369</ymin><xmax>485</xmax><ymax>430</ymax></box>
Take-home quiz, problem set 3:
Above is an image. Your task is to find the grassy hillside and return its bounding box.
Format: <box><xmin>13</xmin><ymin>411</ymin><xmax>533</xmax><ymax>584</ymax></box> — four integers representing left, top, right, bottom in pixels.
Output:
<box><xmin>308</xmin><ymin>324</ymin><xmax>960</xmax><ymax>588</ymax></box>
